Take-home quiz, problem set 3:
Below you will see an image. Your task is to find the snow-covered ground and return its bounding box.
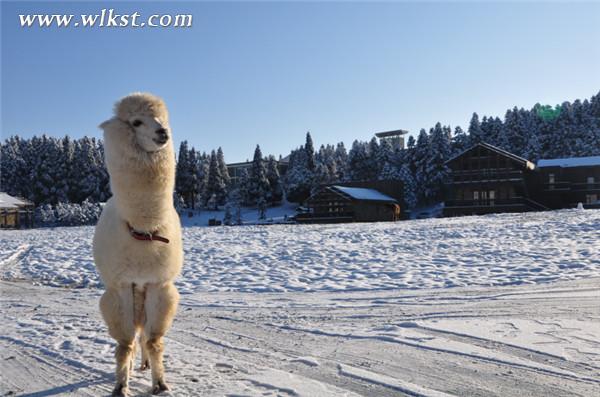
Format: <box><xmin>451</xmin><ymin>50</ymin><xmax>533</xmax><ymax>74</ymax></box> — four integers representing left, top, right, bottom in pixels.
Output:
<box><xmin>1</xmin><ymin>209</ymin><xmax>599</xmax><ymax>292</ymax></box>
<box><xmin>1</xmin><ymin>210</ymin><xmax>599</xmax><ymax>396</ymax></box>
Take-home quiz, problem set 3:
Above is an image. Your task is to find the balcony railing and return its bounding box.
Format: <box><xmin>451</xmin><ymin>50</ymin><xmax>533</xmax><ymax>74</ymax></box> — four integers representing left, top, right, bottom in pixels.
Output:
<box><xmin>450</xmin><ymin>169</ymin><xmax>524</xmax><ymax>183</ymax></box>
<box><xmin>542</xmin><ymin>182</ymin><xmax>600</xmax><ymax>191</ymax></box>
<box><xmin>444</xmin><ymin>198</ymin><xmax>526</xmax><ymax>208</ymax></box>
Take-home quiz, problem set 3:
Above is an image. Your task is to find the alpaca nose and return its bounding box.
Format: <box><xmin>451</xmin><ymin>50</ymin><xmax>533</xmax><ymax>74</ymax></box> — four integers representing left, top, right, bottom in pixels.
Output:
<box><xmin>155</xmin><ymin>128</ymin><xmax>168</xmax><ymax>143</ymax></box>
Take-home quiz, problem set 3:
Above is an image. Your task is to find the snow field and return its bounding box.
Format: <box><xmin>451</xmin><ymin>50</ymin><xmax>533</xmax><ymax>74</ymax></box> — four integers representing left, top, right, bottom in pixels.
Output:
<box><xmin>1</xmin><ymin>209</ymin><xmax>599</xmax><ymax>293</ymax></box>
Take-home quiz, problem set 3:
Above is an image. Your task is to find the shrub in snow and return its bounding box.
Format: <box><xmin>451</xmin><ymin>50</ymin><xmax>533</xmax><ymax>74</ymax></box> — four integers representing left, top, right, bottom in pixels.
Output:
<box><xmin>35</xmin><ymin>201</ymin><xmax>103</xmax><ymax>227</ymax></box>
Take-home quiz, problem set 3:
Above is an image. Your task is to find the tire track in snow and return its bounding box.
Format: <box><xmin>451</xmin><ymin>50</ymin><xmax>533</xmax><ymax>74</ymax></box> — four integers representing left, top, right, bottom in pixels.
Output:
<box><xmin>263</xmin><ymin>322</ymin><xmax>600</xmax><ymax>385</ymax></box>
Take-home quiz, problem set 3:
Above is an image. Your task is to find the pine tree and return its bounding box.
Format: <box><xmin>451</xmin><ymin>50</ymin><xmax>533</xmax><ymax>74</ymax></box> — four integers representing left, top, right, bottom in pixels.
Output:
<box><xmin>283</xmin><ymin>147</ymin><xmax>312</xmax><ymax>203</ymax></box>
<box><xmin>206</xmin><ymin>149</ymin><xmax>226</xmax><ymax>208</ymax></box>
<box><xmin>305</xmin><ymin>132</ymin><xmax>315</xmax><ymax>172</ymax></box>
<box><xmin>334</xmin><ymin>142</ymin><xmax>349</xmax><ymax>181</ymax></box>
<box><xmin>348</xmin><ymin>140</ymin><xmax>370</xmax><ymax>181</ymax></box>
<box><xmin>266</xmin><ymin>155</ymin><xmax>283</xmax><ymax>203</ymax></box>
<box><xmin>398</xmin><ymin>163</ymin><xmax>417</xmax><ymax>209</ymax></box>
<box><xmin>452</xmin><ymin>126</ymin><xmax>469</xmax><ymax>155</ymax></box>
<box><xmin>195</xmin><ymin>152</ymin><xmax>210</xmax><ymax>207</ymax></box>
<box><xmin>248</xmin><ymin>145</ymin><xmax>270</xmax><ymax>206</ymax></box>
<box><xmin>175</xmin><ymin>141</ymin><xmax>194</xmax><ymax>208</ymax></box>
<box><xmin>216</xmin><ymin>147</ymin><xmax>231</xmax><ymax>188</ymax></box>
<box><xmin>412</xmin><ymin>129</ymin><xmax>430</xmax><ymax>203</ymax></box>
<box><xmin>423</xmin><ymin>123</ymin><xmax>451</xmax><ymax>202</ymax></box>
<box><xmin>468</xmin><ymin>113</ymin><xmax>484</xmax><ymax>145</ymax></box>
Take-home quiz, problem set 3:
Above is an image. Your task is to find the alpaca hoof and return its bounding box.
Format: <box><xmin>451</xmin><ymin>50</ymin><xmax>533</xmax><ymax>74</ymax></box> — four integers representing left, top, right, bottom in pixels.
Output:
<box><xmin>140</xmin><ymin>360</ymin><xmax>150</xmax><ymax>371</ymax></box>
<box><xmin>152</xmin><ymin>380</ymin><xmax>169</xmax><ymax>395</ymax></box>
<box><xmin>112</xmin><ymin>383</ymin><xmax>128</xmax><ymax>397</ymax></box>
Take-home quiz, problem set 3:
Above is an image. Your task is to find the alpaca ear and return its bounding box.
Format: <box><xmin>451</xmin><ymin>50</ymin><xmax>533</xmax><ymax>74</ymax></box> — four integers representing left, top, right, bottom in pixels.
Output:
<box><xmin>98</xmin><ymin>118</ymin><xmax>113</xmax><ymax>130</ymax></box>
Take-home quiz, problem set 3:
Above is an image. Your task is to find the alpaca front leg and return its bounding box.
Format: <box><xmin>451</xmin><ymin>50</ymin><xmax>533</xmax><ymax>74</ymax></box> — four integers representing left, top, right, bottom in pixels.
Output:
<box><xmin>100</xmin><ymin>287</ymin><xmax>137</xmax><ymax>396</ymax></box>
<box><xmin>144</xmin><ymin>282</ymin><xmax>179</xmax><ymax>394</ymax></box>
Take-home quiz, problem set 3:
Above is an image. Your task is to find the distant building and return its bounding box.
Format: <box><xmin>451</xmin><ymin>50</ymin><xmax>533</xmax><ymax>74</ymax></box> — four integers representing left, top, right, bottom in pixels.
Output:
<box><xmin>0</xmin><ymin>192</ymin><xmax>34</xmax><ymax>229</ymax></box>
<box><xmin>375</xmin><ymin>129</ymin><xmax>409</xmax><ymax>150</ymax></box>
<box><xmin>297</xmin><ymin>182</ymin><xmax>402</xmax><ymax>223</ymax></box>
<box><xmin>444</xmin><ymin>142</ymin><xmax>600</xmax><ymax>217</ymax></box>
<box><xmin>227</xmin><ymin>156</ymin><xmax>289</xmax><ymax>186</ymax></box>
<box><xmin>535</xmin><ymin>156</ymin><xmax>600</xmax><ymax>209</ymax></box>
<box><xmin>443</xmin><ymin>142</ymin><xmax>543</xmax><ymax>217</ymax></box>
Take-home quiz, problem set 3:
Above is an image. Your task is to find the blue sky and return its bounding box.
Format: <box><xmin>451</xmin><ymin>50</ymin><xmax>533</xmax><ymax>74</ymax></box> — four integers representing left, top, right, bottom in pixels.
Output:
<box><xmin>2</xmin><ymin>1</ymin><xmax>599</xmax><ymax>162</ymax></box>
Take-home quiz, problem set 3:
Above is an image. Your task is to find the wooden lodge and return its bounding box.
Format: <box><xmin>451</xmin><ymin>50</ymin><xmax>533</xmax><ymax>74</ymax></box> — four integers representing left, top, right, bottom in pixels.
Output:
<box><xmin>0</xmin><ymin>192</ymin><xmax>35</xmax><ymax>229</ymax></box>
<box><xmin>297</xmin><ymin>183</ymin><xmax>401</xmax><ymax>223</ymax></box>
<box><xmin>534</xmin><ymin>156</ymin><xmax>600</xmax><ymax>209</ymax></box>
<box><xmin>443</xmin><ymin>143</ymin><xmax>547</xmax><ymax>217</ymax></box>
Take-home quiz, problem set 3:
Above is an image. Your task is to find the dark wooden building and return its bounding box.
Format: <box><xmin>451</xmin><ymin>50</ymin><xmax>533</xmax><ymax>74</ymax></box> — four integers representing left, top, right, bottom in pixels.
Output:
<box><xmin>534</xmin><ymin>156</ymin><xmax>600</xmax><ymax>209</ymax></box>
<box><xmin>443</xmin><ymin>143</ymin><xmax>545</xmax><ymax>217</ymax></box>
<box><xmin>297</xmin><ymin>184</ymin><xmax>400</xmax><ymax>223</ymax></box>
<box><xmin>0</xmin><ymin>192</ymin><xmax>34</xmax><ymax>229</ymax></box>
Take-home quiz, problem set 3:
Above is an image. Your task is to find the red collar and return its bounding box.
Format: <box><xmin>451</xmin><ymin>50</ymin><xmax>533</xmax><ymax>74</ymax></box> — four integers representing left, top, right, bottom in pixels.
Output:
<box><xmin>127</xmin><ymin>223</ymin><xmax>170</xmax><ymax>244</ymax></box>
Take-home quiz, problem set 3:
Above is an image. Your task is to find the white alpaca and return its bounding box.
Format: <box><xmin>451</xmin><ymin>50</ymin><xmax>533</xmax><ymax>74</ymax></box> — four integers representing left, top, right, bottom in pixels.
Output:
<box><xmin>94</xmin><ymin>93</ymin><xmax>183</xmax><ymax>396</ymax></box>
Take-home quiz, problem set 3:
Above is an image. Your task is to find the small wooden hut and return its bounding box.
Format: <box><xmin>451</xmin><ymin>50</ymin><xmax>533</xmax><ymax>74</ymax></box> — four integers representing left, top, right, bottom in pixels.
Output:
<box><xmin>297</xmin><ymin>185</ymin><xmax>400</xmax><ymax>223</ymax></box>
<box><xmin>0</xmin><ymin>192</ymin><xmax>35</xmax><ymax>229</ymax></box>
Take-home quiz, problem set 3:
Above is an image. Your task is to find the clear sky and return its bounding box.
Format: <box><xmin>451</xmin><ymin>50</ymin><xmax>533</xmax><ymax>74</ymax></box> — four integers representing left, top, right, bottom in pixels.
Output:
<box><xmin>2</xmin><ymin>1</ymin><xmax>599</xmax><ymax>162</ymax></box>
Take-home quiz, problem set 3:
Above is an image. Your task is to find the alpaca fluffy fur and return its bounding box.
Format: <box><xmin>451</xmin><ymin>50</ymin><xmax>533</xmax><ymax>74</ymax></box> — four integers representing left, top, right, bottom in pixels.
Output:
<box><xmin>94</xmin><ymin>93</ymin><xmax>182</xmax><ymax>396</ymax></box>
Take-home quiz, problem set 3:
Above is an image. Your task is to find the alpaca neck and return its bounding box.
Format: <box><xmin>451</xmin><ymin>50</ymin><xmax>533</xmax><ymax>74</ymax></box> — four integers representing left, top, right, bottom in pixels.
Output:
<box><xmin>109</xmin><ymin>148</ymin><xmax>175</xmax><ymax>231</ymax></box>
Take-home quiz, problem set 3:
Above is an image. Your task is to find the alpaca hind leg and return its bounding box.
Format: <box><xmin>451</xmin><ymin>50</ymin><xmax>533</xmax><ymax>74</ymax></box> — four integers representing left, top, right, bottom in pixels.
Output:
<box><xmin>140</xmin><ymin>332</ymin><xmax>150</xmax><ymax>370</ymax></box>
<box><xmin>100</xmin><ymin>286</ymin><xmax>137</xmax><ymax>397</ymax></box>
<box><xmin>144</xmin><ymin>282</ymin><xmax>179</xmax><ymax>394</ymax></box>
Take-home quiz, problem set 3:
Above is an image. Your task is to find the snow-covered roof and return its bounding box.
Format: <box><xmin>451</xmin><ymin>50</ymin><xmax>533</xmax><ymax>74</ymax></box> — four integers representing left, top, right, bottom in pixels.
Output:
<box><xmin>331</xmin><ymin>186</ymin><xmax>397</xmax><ymax>202</ymax></box>
<box><xmin>446</xmin><ymin>142</ymin><xmax>535</xmax><ymax>170</ymax></box>
<box><xmin>0</xmin><ymin>192</ymin><xmax>32</xmax><ymax>209</ymax></box>
<box><xmin>537</xmin><ymin>156</ymin><xmax>600</xmax><ymax>168</ymax></box>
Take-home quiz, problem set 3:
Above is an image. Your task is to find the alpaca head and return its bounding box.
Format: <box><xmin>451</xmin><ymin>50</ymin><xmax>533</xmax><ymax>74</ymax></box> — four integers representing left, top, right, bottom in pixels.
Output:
<box><xmin>107</xmin><ymin>93</ymin><xmax>171</xmax><ymax>153</ymax></box>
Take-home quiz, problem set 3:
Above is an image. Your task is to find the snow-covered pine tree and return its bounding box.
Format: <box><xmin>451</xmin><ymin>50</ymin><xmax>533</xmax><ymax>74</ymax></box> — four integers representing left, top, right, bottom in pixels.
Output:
<box><xmin>412</xmin><ymin>129</ymin><xmax>430</xmax><ymax>203</ymax></box>
<box><xmin>366</xmin><ymin>137</ymin><xmax>380</xmax><ymax>180</ymax></box>
<box><xmin>195</xmin><ymin>152</ymin><xmax>210</xmax><ymax>207</ymax></box>
<box><xmin>283</xmin><ymin>147</ymin><xmax>312</xmax><ymax>203</ymax></box>
<box><xmin>187</xmin><ymin>148</ymin><xmax>200</xmax><ymax>209</ymax></box>
<box><xmin>237</xmin><ymin>168</ymin><xmax>251</xmax><ymax>206</ymax></box>
<box><xmin>423</xmin><ymin>123</ymin><xmax>451</xmax><ymax>202</ymax></box>
<box><xmin>348</xmin><ymin>140</ymin><xmax>370</xmax><ymax>181</ymax></box>
<box><xmin>305</xmin><ymin>132</ymin><xmax>316</xmax><ymax>172</ymax></box>
<box><xmin>95</xmin><ymin>140</ymin><xmax>111</xmax><ymax>202</ymax></box>
<box><xmin>216</xmin><ymin>147</ymin><xmax>231</xmax><ymax>188</ymax></box>
<box><xmin>468</xmin><ymin>113</ymin><xmax>484</xmax><ymax>145</ymax></box>
<box><xmin>247</xmin><ymin>145</ymin><xmax>271</xmax><ymax>206</ymax></box>
<box><xmin>266</xmin><ymin>155</ymin><xmax>283</xmax><ymax>203</ymax></box>
<box><xmin>206</xmin><ymin>149</ymin><xmax>227</xmax><ymax>208</ymax></box>
<box><xmin>451</xmin><ymin>126</ymin><xmax>469</xmax><ymax>155</ymax></box>
<box><xmin>334</xmin><ymin>142</ymin><xmax>349</xmax><ymax>181</ymax></box>
<box><xmin>376</xmin><ymin>138</ymin><xmax>394</xmax><ymax>180</ymax></box>
<box><xmin>175</xmin><ymin>141</ymin><xmax>192</xmax><ymax>208</ymax></box>
<box><xmin>257</xmin><ymin>195</ymin><xmax>267</xmax><ymax>220</ymax></box>
<box><xmin>398</xmin><ymin>163</ymin><xmax>417</xmax><ymax>209</ymax></box>
<box><xmin>0</xmin><ymin>136</ymin><xmax>23</xmax><ymax>197</ymax></box>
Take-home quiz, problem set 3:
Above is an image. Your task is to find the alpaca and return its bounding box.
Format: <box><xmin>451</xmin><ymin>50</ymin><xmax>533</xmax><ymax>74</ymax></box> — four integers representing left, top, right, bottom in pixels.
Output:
<box><xmin>93</xmin><ymin>93</ymin><xmax>183</xmax><ymax>396</ymax></box>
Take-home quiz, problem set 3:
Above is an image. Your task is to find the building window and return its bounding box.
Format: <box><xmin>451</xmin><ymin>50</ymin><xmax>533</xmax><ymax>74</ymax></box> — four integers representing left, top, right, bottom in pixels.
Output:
<box><xmin>473</xmin><ymin>191</ymin><xmax>479</xmax><ymax>201</ymax></box>
<box><xmin>548</xmin><ymin>173</ymin><xmax>555</xmax><ymax>190</ymax></box>
<box><xmin>489</xmin><ymin>190</ymin><xmax>495</xmax><ymax>205</ymax></box>
<box><xmin>586</xmin><ymin>194</ymin><xmax>598</xmax><ymax>204</ymax></box>
<box><xmin>587</xmin><ymin>176</ymin><xmax>595</xmax><ymax>186</ymax></box>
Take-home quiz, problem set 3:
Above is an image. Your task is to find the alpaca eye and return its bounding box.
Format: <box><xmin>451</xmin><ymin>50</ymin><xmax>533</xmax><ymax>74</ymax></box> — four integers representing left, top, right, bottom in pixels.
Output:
<box><xmin>132</xmin><ymin>120</ymin><xmax>143</xmax><ymax>127</ymax></box>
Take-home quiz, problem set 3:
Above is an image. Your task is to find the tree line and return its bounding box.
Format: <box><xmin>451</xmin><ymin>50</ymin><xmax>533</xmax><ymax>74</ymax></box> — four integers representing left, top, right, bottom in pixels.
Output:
<box><xmin>1</xmin><ymin>91</ymin><xmax>599</xmax><ymax>211</ymax></box>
